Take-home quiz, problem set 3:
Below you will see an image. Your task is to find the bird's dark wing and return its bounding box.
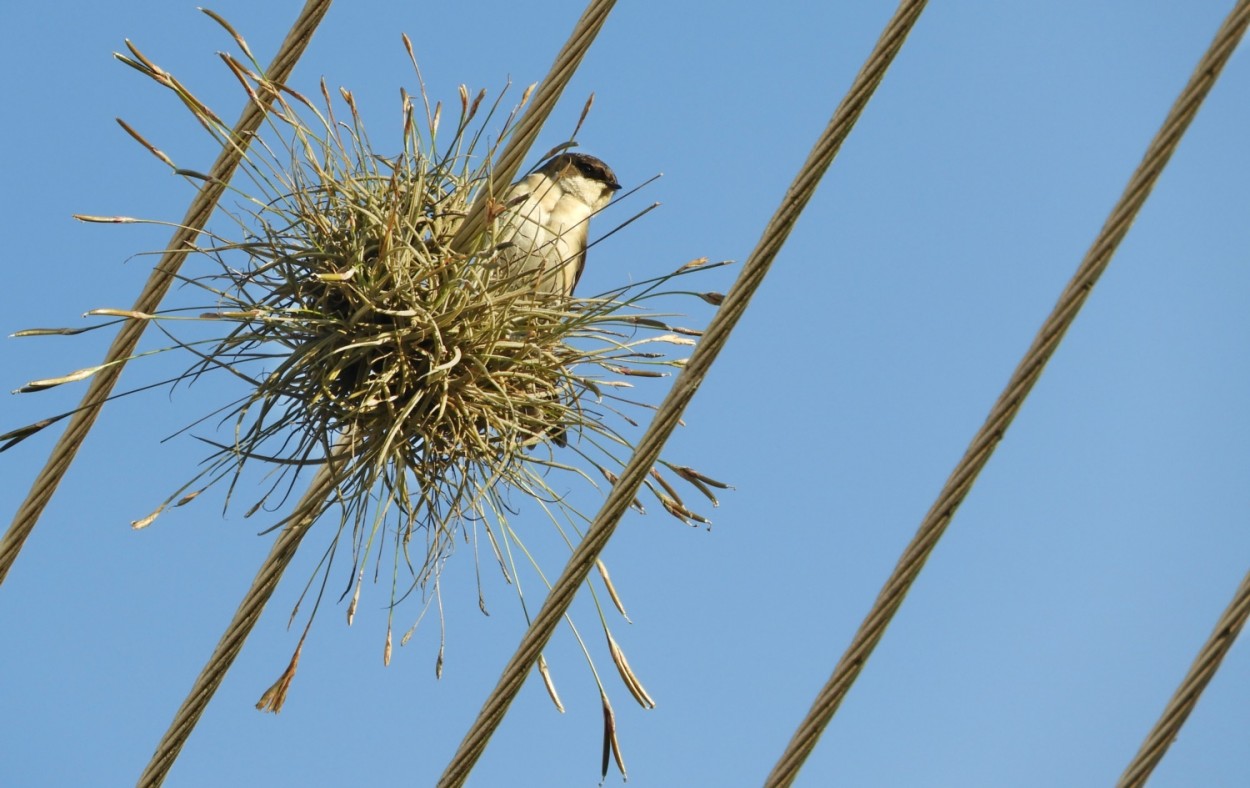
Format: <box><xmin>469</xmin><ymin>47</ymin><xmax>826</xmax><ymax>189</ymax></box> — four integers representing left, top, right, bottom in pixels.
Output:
<box><xmin>570</xmin><ymin>248</ymin><xmax>587</xmax><ymax>296</ymax></box>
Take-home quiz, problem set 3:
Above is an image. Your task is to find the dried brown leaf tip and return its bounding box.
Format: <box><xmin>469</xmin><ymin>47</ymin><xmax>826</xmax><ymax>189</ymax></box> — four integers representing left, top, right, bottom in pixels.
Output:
<box><xmin>597</xmin><ymin>559</ymin><xmax>631</xmax><ymax>622</ymax></box>
<box><xmin>670</xmin><ymin>464</ymin><xmax>733</xmax><ymax>507</ymax></box>
<box><xmin>594</xmin><ymin>463</ymin><xmax>646</xmax><ymax>513</ymax></box>
<box><xmin>607</xmin><ymin>632</ymin><xmax>656</xmax><ymax>710</ymax></box>
<box><xmin>538</xmin><ymin>654</ymin><xmax>566</xmax><ymax>713</ymax></box>
<box><xmin>659</xmin><ymin>495</ymin><xmax>712</xmax><ymax>526</ymax></box>
<box><xmin>255</xmin><ymin>637</ymin><xmax>305</xmax><ymax>714</ymax></box>
<box><xmin>600</xmin><ymin>690</ymin><xmax>628</xmax><ymax>781</ymax></box>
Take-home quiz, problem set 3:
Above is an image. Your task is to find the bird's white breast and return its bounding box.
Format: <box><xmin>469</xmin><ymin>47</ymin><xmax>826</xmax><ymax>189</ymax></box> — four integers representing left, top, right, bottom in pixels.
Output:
<box><xmin>498</xmin><ymin>173</ymin><xmax>600</xmax><ymax>297</ymax></box>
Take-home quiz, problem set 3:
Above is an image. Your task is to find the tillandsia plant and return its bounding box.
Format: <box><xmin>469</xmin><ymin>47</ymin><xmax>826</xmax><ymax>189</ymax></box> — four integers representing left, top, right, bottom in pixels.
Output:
<box><xmin>4</xmin><ymin>13</ymin><xmax>729</xmax><ymax>776</ymax></box>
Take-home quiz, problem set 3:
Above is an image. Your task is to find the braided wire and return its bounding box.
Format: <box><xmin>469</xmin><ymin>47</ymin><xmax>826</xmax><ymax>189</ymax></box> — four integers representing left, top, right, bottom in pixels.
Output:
<box><xmin>136</xmin><ymin>463</ymin><xmax>337</xmax><ymax>787</ymax></box>
<box><xmin>1118</xmin><ymin>562</ymin><xmax>1250</xmax><ymax>786</ymax></box>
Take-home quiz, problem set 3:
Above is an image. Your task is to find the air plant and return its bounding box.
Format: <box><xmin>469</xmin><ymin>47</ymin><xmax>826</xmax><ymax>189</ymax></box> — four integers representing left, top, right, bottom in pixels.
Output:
<box><xmin>5</xmin><ymin>13</ymin><xmax>730</xmax><ymax>778</ymax></box>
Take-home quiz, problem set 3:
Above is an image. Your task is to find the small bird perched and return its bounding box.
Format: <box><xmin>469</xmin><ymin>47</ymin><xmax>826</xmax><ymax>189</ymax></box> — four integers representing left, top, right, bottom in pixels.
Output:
<box><xmin>494</xmin><ymin>153</ymin><xmax>619</xmax><ymax>448</ymax></box>
<box><xmin>496</xmin><ymin>152</ymin><xmax>621</xmax><ymax>298</ymax></box>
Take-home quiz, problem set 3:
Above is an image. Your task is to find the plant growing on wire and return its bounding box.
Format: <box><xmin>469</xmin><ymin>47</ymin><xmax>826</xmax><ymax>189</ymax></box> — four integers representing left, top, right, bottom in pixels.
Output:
<box><xmin>3</xmin><ymin>14</ymin><xmax>729</xmax><ymax>775</ymax></box>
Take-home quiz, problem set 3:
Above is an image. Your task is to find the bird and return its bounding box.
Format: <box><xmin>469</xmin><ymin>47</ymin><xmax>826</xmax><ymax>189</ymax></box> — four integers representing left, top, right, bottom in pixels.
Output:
<box><xmin>493</xmin><ymin>153</ymin><xmax>619</xmax><ymax>448</ymax></box>
<box><xmin>495</xmin><ymin>152</ymin><xmax>621</xmax><ymax>298</ymax></box>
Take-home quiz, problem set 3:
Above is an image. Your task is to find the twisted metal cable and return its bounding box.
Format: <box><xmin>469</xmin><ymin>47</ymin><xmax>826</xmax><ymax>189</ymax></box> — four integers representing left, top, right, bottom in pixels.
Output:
<box><xmin>436</xmin><ymin>3</ymin><xmax>930</xmax><ymax>784</ymax></box>
<box><xmin>136</xmin><ymin>3</ymin><xmax>619</xmax><ymax>785</ymax></box>
<box><xmin>0</xmin><ymin>0</ymin><xmax>334</xmax><ymax>587</ymax></box>
<box><xmin>1118</xmin><ymin>563</ymin><xmax>1250</xmax><ymax>787</ymax></box>
<box><xmin>136</xmin><ymin>462</ymin><xmax>337</xmax><ymax>787</ymax></box>
<box><xmin>765</xmin><ymin>2</ymin><xmax>1250</xmax><ymax>785</ymax></box>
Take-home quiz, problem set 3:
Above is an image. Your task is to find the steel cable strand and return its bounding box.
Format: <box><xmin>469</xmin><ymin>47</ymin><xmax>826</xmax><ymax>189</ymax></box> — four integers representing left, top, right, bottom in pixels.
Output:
<box><xmin>136</xmin><ymin>463</ymin><xmax>337</xmax><ymax>787</ymax></box>
<box><xmin>0</xmin><ymin>0</ymin><xmax>334</xmax><ymax>587</ymax></box>
<box><xmin>765</xmin><ymin>2</ymin><xmax>1250</xmax><ymax>785</ymax></box>
<box><xmin>436</xmin><ymin>3</ymin><xmax>931</xmax><ymax>784</ymax></box>
<box><xmin>1117</xmin><ymin>572</ymin><xmax>1250</xmax><ymax>784</ymax></box>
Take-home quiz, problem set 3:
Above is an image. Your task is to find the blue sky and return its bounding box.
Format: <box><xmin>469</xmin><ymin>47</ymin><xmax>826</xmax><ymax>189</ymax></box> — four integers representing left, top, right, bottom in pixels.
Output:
<box><xmin>2</xmin><ymin>2</ymin><xmax>1248</xmax><ymax>786</ymax></box>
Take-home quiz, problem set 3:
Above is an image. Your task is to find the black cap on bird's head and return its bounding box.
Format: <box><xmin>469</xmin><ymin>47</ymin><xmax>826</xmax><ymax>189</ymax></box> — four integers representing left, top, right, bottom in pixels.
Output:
<box><xmin>537</xmin><ymin>153</ymin><xmax>621</xmax><ymax>192</ymax></box>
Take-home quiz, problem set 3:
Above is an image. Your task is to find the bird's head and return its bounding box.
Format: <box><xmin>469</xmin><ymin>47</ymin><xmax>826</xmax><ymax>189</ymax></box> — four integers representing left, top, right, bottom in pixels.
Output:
<box><xmin>536</xmin><ymin>153</ymin><xmax>621</xmax><ymax>211</ymax></box>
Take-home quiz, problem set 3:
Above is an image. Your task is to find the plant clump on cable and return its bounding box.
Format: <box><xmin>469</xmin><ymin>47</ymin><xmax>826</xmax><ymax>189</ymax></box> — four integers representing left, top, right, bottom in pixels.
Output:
<box><xmin>3</xmin><ymin>14</ymin><xmax>729</xmax><ymax>761</ymax></box>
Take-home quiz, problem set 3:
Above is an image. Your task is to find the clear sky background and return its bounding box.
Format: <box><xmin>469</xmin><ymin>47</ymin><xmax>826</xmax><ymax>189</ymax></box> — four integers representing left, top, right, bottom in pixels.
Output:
<box><xmin>2</xmin><ymin>2</ymin><xmax>1248</xmax><ymax>786</ymax></box>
